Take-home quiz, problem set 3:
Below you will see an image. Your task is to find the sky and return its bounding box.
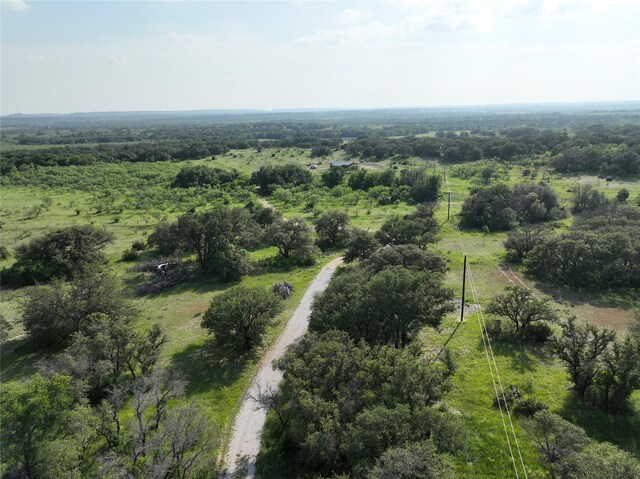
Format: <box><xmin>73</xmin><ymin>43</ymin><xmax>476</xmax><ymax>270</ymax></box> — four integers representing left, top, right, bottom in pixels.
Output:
<box><xmin>1</xmin><ymin>0</ymin><xmax>639</xmax><ymax>115</ymax></box>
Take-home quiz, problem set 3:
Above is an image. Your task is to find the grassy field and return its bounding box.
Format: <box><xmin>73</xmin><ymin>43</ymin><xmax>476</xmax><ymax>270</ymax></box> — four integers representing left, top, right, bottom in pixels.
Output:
<box><xmin>428</xmin><ymin>168</ymin><xmax>639</xmax><ymax>477</ymax></box>
<box><xmin>2</xmin><ymin>149</ymin><xmax>639</xmax><ymax>477</ymax></box>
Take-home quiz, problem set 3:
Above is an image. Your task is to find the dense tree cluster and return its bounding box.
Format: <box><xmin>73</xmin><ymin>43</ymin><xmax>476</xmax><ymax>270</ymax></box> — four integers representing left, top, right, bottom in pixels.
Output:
<box><xmin>553</xmin><ymin>316</ymin><xmax>640</xmax><ymax>412</ymax></box>
<box><xmin>3</xmin><ymin>225</ymin><xmax>114</xmax><ymax>286</ymax></box>
<box><xmin>551</xmin><ymin>144</ymin><xmax>640</xmax><ymax>176</ymax></box>
<box><xmin>265</xmin><ymin>331</ymin><xmax>465</xmax><ymax>477</ymax></box>
<box><xmin>526</xmin><ymin>410</ymin><xmax>640</xmax><ymax>479</ymax></box>
<box><xmin>171</xmin><ymin>164</ymin><xmax>240</xmax><ymax>188</ymax></box>
<box><xmin>2</xmin><ymin>265</ymin><xmax>213</xmax><ymax>478</ymax></box>
<box><xmin>375</xmin><ymin>204</ymin><xmax>441</xmax><ymax>248</ymax></box>
<box><xmin>343</xmin><ymin>229</ymin><xmax>380</xmax><ymax>263</ymax></box>
<box><xmin>1</xmin><ymin>141</ymin><xmax>232</xmax><ymax>169</ymax></box>
<box><xmin>148</xmin><ymin>206</ymin><xmax>260</xmax><ymax>279</ymax></box>
<box><xmin>310</xmin><ymin>245</ymin><xmax>452</xmax><ymax>348</ymax></box>
<box><xmin>250</xmin><ymin>164</ymin><xmax>313</xmax><ymax>194</ymax></box>
<box><xmin>524</xmin><ymin>205</ymin><xmax>640</xmax><ymax>288</ymax></box>
<box><xmin>344</xmin><ymin>168</ymin><xmax>441</xmax><ymax>204</ymax></box>
<box><xmin>460</xmin><ymin>182</ymin><xmax>564</xmax><ymax>230</ymax></box>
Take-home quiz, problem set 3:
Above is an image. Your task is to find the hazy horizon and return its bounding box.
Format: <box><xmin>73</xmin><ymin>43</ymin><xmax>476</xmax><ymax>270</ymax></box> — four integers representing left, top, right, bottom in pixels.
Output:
<box><xmin>2</xmin><ymin>0</ymin><xmax>639</xmax><ymax>115</ymax></box>
<box><xmin>3</xmin><ymin>99</ymin><xmax>640</xmax><ymax>118</ymax></box>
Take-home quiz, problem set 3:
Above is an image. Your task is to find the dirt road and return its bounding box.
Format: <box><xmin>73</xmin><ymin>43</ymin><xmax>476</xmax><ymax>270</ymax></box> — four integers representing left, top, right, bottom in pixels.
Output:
<box><xmin>222</xmin><ymin>257</ymin><xmax>343</xmax><ymax>478</ymax></box>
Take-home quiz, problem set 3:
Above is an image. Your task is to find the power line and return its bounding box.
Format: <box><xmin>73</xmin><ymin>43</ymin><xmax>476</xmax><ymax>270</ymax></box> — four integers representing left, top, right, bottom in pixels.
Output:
<box><xmin>443</xmin><ymin>176</ymin><xmax>528</xmax><ymax>479</ymax></box>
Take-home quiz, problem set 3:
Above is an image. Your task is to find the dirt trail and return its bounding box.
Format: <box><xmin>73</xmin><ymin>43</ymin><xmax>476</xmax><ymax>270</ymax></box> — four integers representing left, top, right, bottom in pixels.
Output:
<box><xmin>222</xmin><ymin>257</ymin><xmax>343</xmax><ymax>478</ymax></box>
<box><xmin>256</xmin><ymin>196</ymin><xmax>274</xmax><ymax>210</ymax></box>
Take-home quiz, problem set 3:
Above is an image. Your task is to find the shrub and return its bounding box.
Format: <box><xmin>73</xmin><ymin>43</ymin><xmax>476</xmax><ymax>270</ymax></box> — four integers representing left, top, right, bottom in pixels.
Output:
<box><xmin>131</xmin><ymin>240</ymin><xmax>146</xmax><ymax>251</ymax></box>
<box><xmin>272</xmin><ymin>281</ymin><xmax>294</xmax><ymax>299</ymax></box>
<box><xmin>121</xmin><ymin>249</ymin><xmax>139</xmax><ymax>261</ymax></box>
<box><xmin>515</xmin><ymin>398</ymin><xmax>549</xmax><ymax>417</ymax></box>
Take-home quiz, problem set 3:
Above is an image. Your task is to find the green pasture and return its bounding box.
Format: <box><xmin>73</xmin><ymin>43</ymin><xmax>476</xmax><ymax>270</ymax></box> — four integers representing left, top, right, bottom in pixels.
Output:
<box><xmin>1</xmin><ymin>149</ymin><xmax>639</xmax><ymax>477</ymax></box>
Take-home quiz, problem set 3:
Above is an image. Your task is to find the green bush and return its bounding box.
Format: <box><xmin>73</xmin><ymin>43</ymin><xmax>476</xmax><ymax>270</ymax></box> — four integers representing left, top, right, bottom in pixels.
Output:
<box><xmin>121</xmin><ymin>249</ymin><xmax>139</xmax><ymax>261</ymax></box>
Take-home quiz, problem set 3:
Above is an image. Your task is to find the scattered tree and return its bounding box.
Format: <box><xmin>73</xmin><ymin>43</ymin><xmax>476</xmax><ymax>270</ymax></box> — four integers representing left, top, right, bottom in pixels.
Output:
<box><xmin>504</xmin><ymin>227</ymin><xmax>547</xmax><ymax>262</ymax></box>
<box><xmin>4</xmin><ymin>225</ymin><xmax>114</xmax><ymax>286</ymax></box>
<box><xmin>343</xmin><ymin>228</ymin><xmax>380</xmax><ymax>263</ymax></box>
<box><xmin>616</xmin><ymin>188</ymin><xmax>630</xmax><ymax>203</ymax></box>
<box><xmin>315</xmin><ymin>210</ymin><xmax>351</xmax><ymax>249</ymax></box>
<box><xmin>572</xmin><ymin>184</ymin><xmax>609</xmax><ymax>213</ymax></box>
<box><xmin>486</xmin><ymin>286</ymin><xmax>557</xmax><ymax>341</ymax></box>
<box><xmin>265</xmin><ymin>218</ymin><xmax>318</xmax><ymax>264</ymax></box>
<box><xmin>368</xmin><ymin>441</ymin><xmax>455</xmax><ymax>479</ymax></box>
<box><xmin>525</xmin><ymin>410</ymin><xmax>589</xmax><ymax>479</ymax></box>
<box><xmin>553</xmin><ymin>316</ymin><xmax>615</xmax><ymax>398</ymax></box>
<box><xmin>364</xmin><ymin>244</ymin><xmax>447</xmax><ymax>275</ymax></box>
<box><xmin>202</xmin><ymin>286</ymin><xmax>282</xmax><ymax>351</ymax></box>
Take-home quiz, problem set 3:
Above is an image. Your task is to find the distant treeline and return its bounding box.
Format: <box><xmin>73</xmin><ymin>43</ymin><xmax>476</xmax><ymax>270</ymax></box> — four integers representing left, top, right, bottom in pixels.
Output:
<box><xmin>2</xmin><ymin>117</ymin><xmax>640</xmax><ymax>175</ymax></box>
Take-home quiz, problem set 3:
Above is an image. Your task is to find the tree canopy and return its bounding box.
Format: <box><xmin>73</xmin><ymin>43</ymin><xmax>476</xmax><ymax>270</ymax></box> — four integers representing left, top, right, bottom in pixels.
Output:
<box><xmin>201</xmin><ymin>286</ymin><xmax>282</xmax><ymax>351</ymax></box>
<box><xmin>310</xmin><ymin>258</ymin><xmax>452</xmax><ymax>348</ymax></box>
<box><xmin>460</xmin><ymin>182</ymin><xmax>563</xmax><ymax>231</ymax></box>
<box><xmin>269</xmin><ymin>331</ymin><xmax>464</xmax><ymax>476</ymax></box>
<box><xmin>4</xmin><ymin>225</ymin><xmax>113</xmax><ymax>286</ymax></box>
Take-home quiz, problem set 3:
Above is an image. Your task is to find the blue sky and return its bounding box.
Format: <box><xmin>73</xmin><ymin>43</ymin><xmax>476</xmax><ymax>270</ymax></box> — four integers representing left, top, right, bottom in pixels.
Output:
<box><xmin>1</xmin><ymin>0</ymin><xmax>639</xmax><ymax>114</ymax></box>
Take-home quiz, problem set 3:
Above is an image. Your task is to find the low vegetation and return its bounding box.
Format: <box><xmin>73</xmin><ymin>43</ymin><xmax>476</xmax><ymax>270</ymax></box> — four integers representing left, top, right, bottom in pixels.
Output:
<box><xmin>2</xmin><ymin>108</ymin><xmax>639</xmax><ymax>479</ymax></box>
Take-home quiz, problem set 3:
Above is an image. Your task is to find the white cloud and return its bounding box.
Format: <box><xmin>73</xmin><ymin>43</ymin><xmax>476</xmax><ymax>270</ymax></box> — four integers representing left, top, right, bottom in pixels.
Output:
<box><xmin>338</xmin><ymin>8</ymin><xmax>372</xmax><ymax>25</ymax></box>
<box><xmin>298</xmin><ymin>2</ymin><xmax>496</xmax><ymax>46</ymax></box>
<box><xmin>109</xmin><ymin>55</ymin><xmax>130</xmax><ymax>65</ymax></box>
<box><xmin>1</xmin><ymin>0</ymin><xmax>30</xmax><ymax>12</ymax></box>
<box><xmin>297</xmin><ymin>22</ymin><xmax>404</xmax><ymax>46</ymax></box>
<box><xmin>404</xmin><ymin>9</ymin><xmax>495</xmax><ymax>32</ymax></box>
<box><xmin>167</xmin><ymin>32</ymin><xmax>213</xmax><ymax>47</ymax></box>
<box><xmin>25</xmin><ymin>53</ymin><xmax>61</xmax><ymax>64</ymax></box>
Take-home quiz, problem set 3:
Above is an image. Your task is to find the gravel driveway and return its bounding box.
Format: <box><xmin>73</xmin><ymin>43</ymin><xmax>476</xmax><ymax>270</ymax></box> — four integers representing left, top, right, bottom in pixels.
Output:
<box><xmin>222</xmin><ymin>257</ymin><xmax>343</xmax><ymax>478</ymax></box>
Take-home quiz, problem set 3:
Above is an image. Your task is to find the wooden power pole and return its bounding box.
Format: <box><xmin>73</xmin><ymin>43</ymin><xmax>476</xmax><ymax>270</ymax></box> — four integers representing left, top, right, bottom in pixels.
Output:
<box><xmin>460</xmin><ymin>255</ymin><xmax>467</xmax><ymax>322</ymax></box>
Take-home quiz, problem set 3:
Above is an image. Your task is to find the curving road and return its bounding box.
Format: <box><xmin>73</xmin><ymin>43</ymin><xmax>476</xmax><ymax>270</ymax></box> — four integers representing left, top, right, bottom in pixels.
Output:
<box><xmin>222</xmin><ymin>257</ymin><xmax>343</xmax><ymax>478</ymax></box>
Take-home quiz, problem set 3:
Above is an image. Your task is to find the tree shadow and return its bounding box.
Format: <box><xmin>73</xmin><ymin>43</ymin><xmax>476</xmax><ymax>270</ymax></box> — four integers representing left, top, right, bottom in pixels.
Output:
<box><xmin>477</xmin><ymin>337</ymin><xmax>554</xmax><ymax>374</ymax></box>
<box><xmin>0</xmin><ymin>336</ymin><xmax>51</xmax><ymax>382</ymax></box>
<box><xmin>524</xmin><ymin>274</ymin><xmax>635</xmax><ymax>311</ymax></box>
<box><xmin>255</xmin><ymin>414</ymin><xmax>305</xmax><ymax>479</ymax></box>
<box><xmin>170</xmin><ymin>339</ymin><xmax>253</xmax><ymax>396</ymax></box>
<box><xmin>558</xmin><ymin>393</ymin><xmax>640</xmax><ymax>458</ymax></box>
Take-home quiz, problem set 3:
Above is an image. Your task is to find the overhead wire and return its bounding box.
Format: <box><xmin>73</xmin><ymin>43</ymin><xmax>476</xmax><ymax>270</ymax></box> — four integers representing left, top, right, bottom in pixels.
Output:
<box><xmin>443</xmin><ymin>171</ymin><xmax>528</xmax><ymax>478</ymax></box>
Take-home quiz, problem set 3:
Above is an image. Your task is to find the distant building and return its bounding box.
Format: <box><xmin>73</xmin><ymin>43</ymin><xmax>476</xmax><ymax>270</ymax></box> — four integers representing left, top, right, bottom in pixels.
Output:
<box><xmin>309</xmin><ymin>164</ymin><xmax>319</xmax><ymax>169</ymax></box>
<box><xmin>330</xmin><ymin>161</ymin><xmax>355</xmax><ymax>168</ymax></box>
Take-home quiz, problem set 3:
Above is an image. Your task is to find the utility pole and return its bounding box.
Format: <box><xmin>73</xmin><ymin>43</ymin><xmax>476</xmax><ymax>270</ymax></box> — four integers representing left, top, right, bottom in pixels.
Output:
<box><xmin>460</xmin><ymin>255</ymin><xmax>467</xmax><ymax>322</ymax></box>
